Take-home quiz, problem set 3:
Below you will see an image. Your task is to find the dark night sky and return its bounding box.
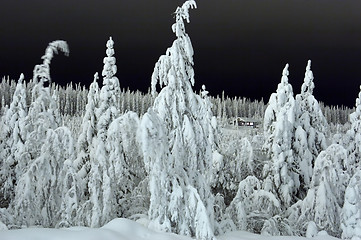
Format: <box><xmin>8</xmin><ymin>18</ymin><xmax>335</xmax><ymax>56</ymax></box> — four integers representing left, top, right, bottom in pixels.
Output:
<box><xmin>1</xmin><ymin>0</ymin><xmax>361</xmax><ymax>107</ymax></box>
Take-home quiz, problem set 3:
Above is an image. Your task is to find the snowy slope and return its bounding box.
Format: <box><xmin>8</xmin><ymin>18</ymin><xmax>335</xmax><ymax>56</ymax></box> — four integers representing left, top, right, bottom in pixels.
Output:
<box><xmin>0</xmin><ymin>218</ymin><xmax>340</xmax><ymax>240</ymax></box>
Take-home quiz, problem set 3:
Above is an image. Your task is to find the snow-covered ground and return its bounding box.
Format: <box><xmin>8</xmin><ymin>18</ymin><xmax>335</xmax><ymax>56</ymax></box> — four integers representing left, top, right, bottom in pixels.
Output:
<box><xmin>0</xmin><ymin>218</ymin><xmax>340</xmax><ymax>240</ymax></box>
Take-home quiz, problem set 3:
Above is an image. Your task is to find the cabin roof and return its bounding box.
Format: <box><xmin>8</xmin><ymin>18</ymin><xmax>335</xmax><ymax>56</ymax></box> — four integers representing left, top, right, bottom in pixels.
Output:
<box><xmin>234</xmin><ymin>117</ymin><xmax>261</xmax><ymax>123</ymax></box>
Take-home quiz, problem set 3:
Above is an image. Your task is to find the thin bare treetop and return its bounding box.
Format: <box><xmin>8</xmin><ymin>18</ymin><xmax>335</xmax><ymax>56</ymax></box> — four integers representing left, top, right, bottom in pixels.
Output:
<box><xmin>33</xmin><ymin>40</ymin><xmax>69</xmax><ymax>85</ymax></box>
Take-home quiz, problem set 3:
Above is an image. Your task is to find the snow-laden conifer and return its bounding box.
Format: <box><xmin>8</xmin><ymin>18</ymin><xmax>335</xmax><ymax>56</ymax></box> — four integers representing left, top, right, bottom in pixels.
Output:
<box><xmin>212</xmin><ymin>136</ymin><xmax>254</xmax><ymax>206</ymax></box>
<box><xmin>58</xmin><ymin>156</ymin><xmax>79</xmax><ymax>228</ymax></box>
<box><xmin>346</xmin><ymin>86</ymin><xmax>361</xmax><ymax>176</ymax></box>
<box><xmin>106</xmin><ymin>111</ymin><xmax>146</xmax><ymax>218</ymax></box>
<box><xmin>294</xmin><ymin>60</ymin><xmax>328</xmax><ymax>195</ymax></box>
<box><xmin>16</xmin><ymin>41</ymin><xmax>68</xmax><ymax>184</ymax></box>
<box><xmin>0</xmin><ymin>74</ymin><xmax>27</xmax><ymax>205</ymax></box>
<box><xmin>9</xmin><ymin>41</ymin><xmax>69</xmax><ymax>226</ymax></box>
<box><xmin>75</xmin><ymin>75</ymin><xmax>99</xmax><ymax>191</ymax></box>
<box><xmin>99</xmin><ymin>37</ymin><xmax>120</xmax><ymax>116</ymax></box>
<box><xmin>85</xmin><ymin>37</ymin><xmax>121</xmax><ymax>227</ymax></box>
<box><xmin>288</xmin><ymin>144</ymin><xmax>349</xmax><ymax>237</ymax></box>
<box><xmin>12</xmin><ymin>127</ymin><xmax>75</xmax><ymax>227</ymax></box>
<box><xmin>226</xmin><ymin>176</ymin><xmax>282</xmax><ymax>234</ymax></box>
<box><xmin>341</xmin><ymin>169</ymin><xmax>361</xmax><ymax>240</ymax></box>
<box><xmin>139</xmin><ymin>1</ymin><xmax>216</xmax><ymax>239</ymax></box>
<box><xmin>262</xmin><ymin>64</ymin><xmax>298</xmax><ymax>208</ymax></box>
<box><xmin>95</xmin><ymin>37</ymin><xmax>120</xmax><ymax>141</ymax></box>
<box><xmin>22</xmin><ymin>76</ymin><xmax>61</xmax><ymax>171</ymax></box>
<box><xmin>73</xmin><ymin>73</ymin><xmax>99</xmax><ymax>225</ymax></box>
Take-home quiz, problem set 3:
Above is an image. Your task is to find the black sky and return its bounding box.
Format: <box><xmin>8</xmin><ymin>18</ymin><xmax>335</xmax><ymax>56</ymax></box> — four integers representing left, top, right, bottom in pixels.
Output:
<box><xmin>1</xmin><ymin>0</ymin><xmax>361</xmax><ymax>107</ymax></box>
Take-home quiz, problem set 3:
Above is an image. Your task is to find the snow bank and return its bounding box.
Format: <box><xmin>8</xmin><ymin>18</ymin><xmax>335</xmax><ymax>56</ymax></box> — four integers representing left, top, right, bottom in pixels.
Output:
<box><xmin>0</xmin><ymin>218</ymin><xmax>341</xmax><ymax>240</ymax></box>
<box><xmin>0</xmin><ymin>218</ymin><xmax>190</xmax><ymax>240</ymax></box>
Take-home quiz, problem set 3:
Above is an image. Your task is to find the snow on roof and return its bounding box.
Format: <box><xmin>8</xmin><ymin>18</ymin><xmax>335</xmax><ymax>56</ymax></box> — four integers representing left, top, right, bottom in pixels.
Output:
<box><xmin>235</xmin><ymin>117</ymin><xmax>261</xmax><ymax>123</ymax></box>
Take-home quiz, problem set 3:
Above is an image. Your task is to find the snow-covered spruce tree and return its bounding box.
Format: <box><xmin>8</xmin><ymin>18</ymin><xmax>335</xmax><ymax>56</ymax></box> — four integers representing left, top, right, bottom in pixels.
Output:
<box><xmin>346</xmin><ymin>86</ymin><xmax>361</xmax><ymax>176</ymax></box>
<box><xmin>0</xmin><ymin>74</ymin><xmax>27</xmax><ymax>207</ymax></box>
<box><xmin>262</xmin><ymin>64</ymin><xmax>299</xmax><ymax>208</ymax></box>
<box><xmin>58</xmin><ymin>152</ymin><xmax>79</xmax><ymax>228</ymax></box>
<box><xmin>226</xmin><ymin>176</ymin><xmax>282</xmax><ymax>234</ymax></box>
<box><xmin>341</xmin><ymin>169</ymin><xmax>361</xmax><ymax>240</ymax></box>
<box><xmin>10</xmin><ymin>41</ymin><xmax>69</xmax><ymax>227</ymax></box>
<box><xmin>54</xmin><ymin>127</ymin><xmax>79</xmax><ymax>228</ymax></box>
<box><xmin>139</xmin><ymin>1</ymin><xmax>216</xmax><ymax>239</ymax></box>
<box><xmin>73</xmin><ymin>73</ymin><xmax>99</xmax><ymax>226</ymax></box>
<box><xmin>288</xmin><ymin>144</ymin><xmax>349</xmax><ymax>237</ymax></box>
<box><xmin>96</xmin><ymin>36</ymin><xmax>120</xmax><ymax>136</ymax></box>
<box><xmin>12</xmin><ymin>127</ymin><xmax>75</xmax><ymax>227</ymax></box>
<box><xmin>294</xmin><ymin>60</ymin><xmax>328</xmax><ymax>196</ymax></box>
<box><xmin>86</xmin><ymin>37</ymin><xmax>121</xmax><ymax>227</ymax></box>
<box><xmin>22</xmin><ymin>40</ymin><xmax>69</xmax><ymax>165</ymax></box>
<box><xmin>106</xmin><ymin>111</ymin><xmax>146</xmax><ymax>218</ymax></box>
<box><xmin>212</xmin><ymin>136</ymin><xmax>254</xmax><ymax>206</ymax></box>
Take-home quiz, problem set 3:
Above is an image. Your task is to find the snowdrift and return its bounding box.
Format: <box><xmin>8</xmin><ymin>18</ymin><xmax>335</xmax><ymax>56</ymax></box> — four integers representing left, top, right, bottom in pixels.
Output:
<box><xmin>0</xmin><ymin>218</ymin><xmax>340</xmax><ymax>240</ymax></box>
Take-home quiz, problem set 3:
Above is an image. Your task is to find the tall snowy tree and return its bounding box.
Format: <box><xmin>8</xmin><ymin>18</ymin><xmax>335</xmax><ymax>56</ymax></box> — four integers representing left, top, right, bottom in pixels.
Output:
<box><xmin>0</xmin><ymin>74</ymin><xmax>27</xmax><ymax>206</ymax></box>
<box><xmin>20</xmin><ymin>41</ymin><xmax>68</xmax><ymax>173</ymax></box>
<box><xmin>74</xmin><ymin>73</ymin><xmax>100</xmax><ymax>226</ymax></box>
<box><xmin>86</xmin><ymin>37</ymin><xmax>121</xmax><ymax>227</ymax></box>
<box><xmin>96</xmin><ymin>36</ymin><xmax>120</xmax><ymax>139</ymax></box>
<box><xmin>262</xmin><ymin>64</ymin><xmax>299</xmax><ymax>208</ymax></box>
<box><xmin>9</xmin><ymin>40</ymin><xmax>69</xmax><ymax>227</ymax></box>
<box><xmin>139</xmin><ymin>1</ymin><xmax>216</xmax><ymax>239</ymax></box>
<box><xmin>294</xmin><ymin>60</ymin><xmax>328</xmax><ymax>195</ymax></box>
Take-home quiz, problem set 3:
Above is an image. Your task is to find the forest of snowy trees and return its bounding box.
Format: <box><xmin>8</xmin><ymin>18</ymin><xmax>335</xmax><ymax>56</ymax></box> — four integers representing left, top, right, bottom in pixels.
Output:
<box><xmin>0</xmin><ymin>1</ymin><xmax>360</xmax><ymax>239</ymax></box>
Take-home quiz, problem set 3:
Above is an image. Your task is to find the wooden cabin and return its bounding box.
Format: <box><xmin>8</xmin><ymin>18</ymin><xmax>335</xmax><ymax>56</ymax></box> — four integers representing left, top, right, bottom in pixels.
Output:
<box><xmin>232</xmin><ymin>117</ymin><xmax>260</xmax><ymax>128</ymax></box>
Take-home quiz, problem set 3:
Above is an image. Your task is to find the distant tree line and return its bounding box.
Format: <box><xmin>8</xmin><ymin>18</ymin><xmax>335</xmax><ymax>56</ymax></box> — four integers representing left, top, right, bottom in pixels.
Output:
<box><xmin>0</xmin><ymin>76</ymin><xmax>354</xmax><ymax>125</ymax></box>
